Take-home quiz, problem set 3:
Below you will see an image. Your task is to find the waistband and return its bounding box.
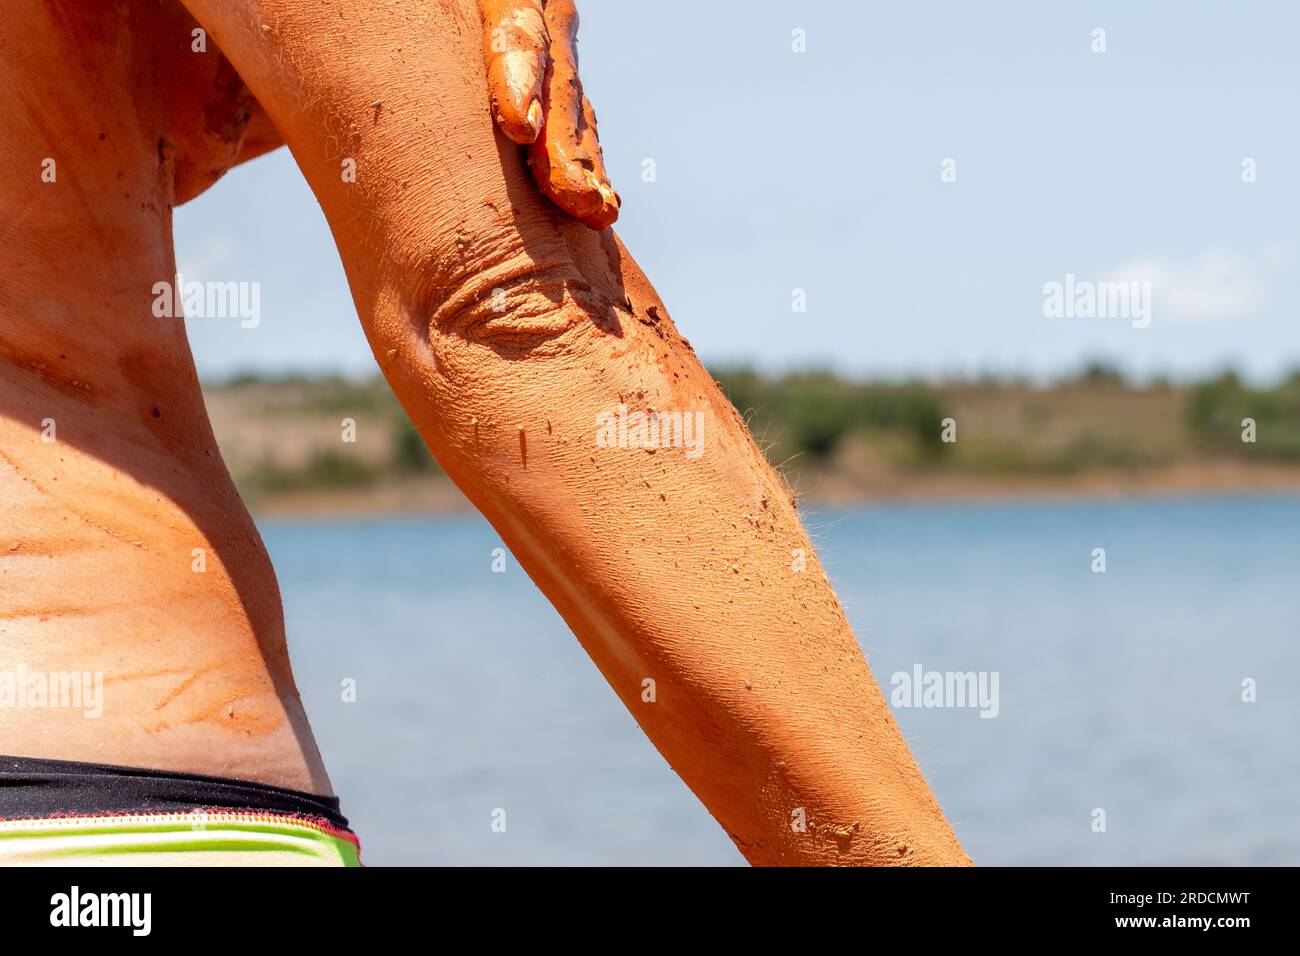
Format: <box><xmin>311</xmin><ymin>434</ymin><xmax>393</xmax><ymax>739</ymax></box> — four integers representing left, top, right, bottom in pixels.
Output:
<box><xmin>0</xmin><ymin>754</ymin><xmax>350</xmax><ymax>830</ymax></box>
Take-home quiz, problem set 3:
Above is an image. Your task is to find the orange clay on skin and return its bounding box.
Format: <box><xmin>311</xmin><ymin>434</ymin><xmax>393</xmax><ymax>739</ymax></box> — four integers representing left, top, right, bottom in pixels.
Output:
<box><xmin>0</xmin><ymin>0</ymin><xmax>331</xmax><ymax>793</ymax></box>
<box><xmin>478</xmin><ymin>0</ymin><xmax>619</xmax><ymax>228</ymax></box>
<box><xmin>0</xmin><ymin>0</ymin><xmax>609</xmax><ymax>799</ymax></box>
<box><xmin>2</xmin><ymin>0</ymin><xmax>967</xmax><ymax>864</ymax></box>
<box><xmin>480</xmin><ymin>0</ymin><xmax>549</xmax><ymax>143</ymax></box>
<box><xmin>525</xmin><ymin>0</ymin><xmax>620</xmax><ymax>229</ymax></box>
<box><xmin>173</xmin><ymin>0</ymin><xmax>968</xmax><ymax>864</ymax></box>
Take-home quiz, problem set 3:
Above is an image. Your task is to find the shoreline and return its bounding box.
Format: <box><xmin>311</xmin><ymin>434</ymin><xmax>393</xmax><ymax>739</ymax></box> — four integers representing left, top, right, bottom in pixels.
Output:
<box><xmin>248</xmin><ymin>462</ymin><xmax>1300</xmax><ymax>519</ymax></box>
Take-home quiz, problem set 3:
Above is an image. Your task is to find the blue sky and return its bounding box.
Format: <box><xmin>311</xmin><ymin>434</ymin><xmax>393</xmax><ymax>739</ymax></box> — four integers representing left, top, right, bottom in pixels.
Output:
<box><xmin>176</xmin><ymin>0</ymin><xmax>1299</xmax><ymax>383</ymax></box>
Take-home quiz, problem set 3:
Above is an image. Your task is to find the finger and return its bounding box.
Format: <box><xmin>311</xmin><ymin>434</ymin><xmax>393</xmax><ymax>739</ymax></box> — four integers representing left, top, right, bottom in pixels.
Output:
<box><xmin>576</xmin><ymin>94</ymin><xmax>620</xmax><ymax>229</ymax></box>
<box><xmin>526</xmin><ymin>0</ymin><xmax>619</xmax><ymax>229</ymax></box>
<box><xmin>480</xmin><ymin>0</ymin><xmax>549</xmax><ymax>144</ymax></box>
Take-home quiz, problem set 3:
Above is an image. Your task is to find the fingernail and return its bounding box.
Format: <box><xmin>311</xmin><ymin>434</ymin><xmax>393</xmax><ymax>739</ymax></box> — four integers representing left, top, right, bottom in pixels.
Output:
<box><xmin>526</xmin><ymin>99</ymin><xmax>543</xmax><ymax>135</ymax></box>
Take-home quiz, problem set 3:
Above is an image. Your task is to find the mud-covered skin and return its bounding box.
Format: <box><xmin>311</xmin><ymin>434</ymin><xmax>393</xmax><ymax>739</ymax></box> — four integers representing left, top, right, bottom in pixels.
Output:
<box><xmin>2</xmin><ymin>0</ymin><xmax>967</xmax><ymax>864</ymax></box>
<box><xmin>479</xmin><ymin>0</ymin><xmax>619</xmax><ymax>229</ymax></box>
<box><xmin>0</xmin><ymin>0</ymin><xmax>618</xmax><ymax>800</ymax></box>
<box><xmin>0</xmin><ymin>0</ymin><xmax>330</xmax><ymax>792</ymax></box>
<box><xmin>480</xmin><ymin>0</ymin><xmax>549</xmax><ymax>143</ymax></box>
<box><xmin>522</xmin><ymin>0</ymin><xmax>619</xmax><ymax>229</ymax></box>
<box><xmin>174</xmin><ymin>0</ymin><xmax>970</xmax><ymax>864</ymax></box>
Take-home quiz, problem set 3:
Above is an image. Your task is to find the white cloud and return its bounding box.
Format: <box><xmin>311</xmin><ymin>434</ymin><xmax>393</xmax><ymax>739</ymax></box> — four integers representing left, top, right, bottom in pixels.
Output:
<box><xmin>1103</xmin><ymin>243</ymin><xmax>1293</xmax><ymax>325</ymax></box>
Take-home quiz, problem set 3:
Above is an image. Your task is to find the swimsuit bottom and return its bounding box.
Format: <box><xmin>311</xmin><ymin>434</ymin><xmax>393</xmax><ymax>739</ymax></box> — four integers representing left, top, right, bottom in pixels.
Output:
<box><xmin>0</xmin><ymin>755</ymin><xmax>360</xmax><ymax>867</ymax></box>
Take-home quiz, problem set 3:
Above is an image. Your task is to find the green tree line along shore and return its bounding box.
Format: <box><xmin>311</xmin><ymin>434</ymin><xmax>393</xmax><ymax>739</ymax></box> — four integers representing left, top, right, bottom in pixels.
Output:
<box><xmin>205</xmin><ymin>363</ymin><xmax>1300</xmax><ymax>503</ymax></box>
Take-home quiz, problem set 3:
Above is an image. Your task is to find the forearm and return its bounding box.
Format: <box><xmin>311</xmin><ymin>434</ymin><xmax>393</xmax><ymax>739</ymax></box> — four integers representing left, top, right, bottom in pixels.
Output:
<box><xmin>181</xmin><ymin>0</ymin><xmax>969</xmax><ymax>864</ymax></box>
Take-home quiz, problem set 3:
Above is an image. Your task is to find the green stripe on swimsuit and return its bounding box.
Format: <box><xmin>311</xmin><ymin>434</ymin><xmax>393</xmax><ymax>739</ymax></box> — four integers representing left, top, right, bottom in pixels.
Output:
<box><xmin>0</xmin><ymin>811</ymin><xmax>361</xmax><ymax>867</ymax></box>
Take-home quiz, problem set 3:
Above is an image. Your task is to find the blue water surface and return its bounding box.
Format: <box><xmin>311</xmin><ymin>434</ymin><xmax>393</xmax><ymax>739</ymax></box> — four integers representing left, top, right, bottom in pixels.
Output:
<box><xmin>262</xmin><ymin>494</ymin><xmax>1300</xmax><ymax>865</ymax></box>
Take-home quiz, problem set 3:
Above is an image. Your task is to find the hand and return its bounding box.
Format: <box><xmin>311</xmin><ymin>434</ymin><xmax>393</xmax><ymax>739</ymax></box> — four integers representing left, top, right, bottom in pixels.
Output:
<box><xmin>478</xmin><ymin>0</ymin><xmax>620</xmax><ymax>230</ymax></box>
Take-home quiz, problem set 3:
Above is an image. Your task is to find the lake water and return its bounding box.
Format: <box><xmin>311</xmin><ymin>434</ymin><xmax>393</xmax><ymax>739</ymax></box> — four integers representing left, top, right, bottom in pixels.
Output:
<box><xmin>263</xmin><ymin>494</ymin><xmax>1300</xmax><ymax>866</ymax></box>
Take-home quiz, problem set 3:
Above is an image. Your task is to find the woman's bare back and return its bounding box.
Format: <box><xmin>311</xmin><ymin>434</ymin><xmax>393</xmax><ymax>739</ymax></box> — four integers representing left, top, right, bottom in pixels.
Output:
<box><xmin>0</xmin><ymin>0</ymin><xmax>328</xmax><ymax>792</ymax></box>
